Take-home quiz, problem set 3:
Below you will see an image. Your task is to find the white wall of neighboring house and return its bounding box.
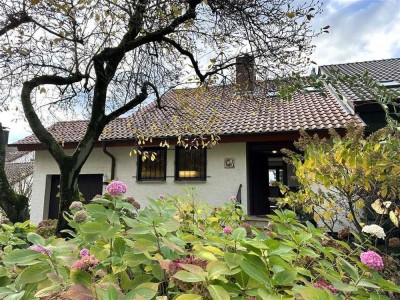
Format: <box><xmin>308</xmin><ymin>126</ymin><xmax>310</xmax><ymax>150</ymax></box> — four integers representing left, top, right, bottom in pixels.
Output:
<box><xmin>11</xmin><ymin>152</ymin><xmax>35</xmax><ymax>163</ymax></box>
<box><xmin>30</xmin><ymin>143</ymin><xmax>248</xmax><ymax>224</ymax></box>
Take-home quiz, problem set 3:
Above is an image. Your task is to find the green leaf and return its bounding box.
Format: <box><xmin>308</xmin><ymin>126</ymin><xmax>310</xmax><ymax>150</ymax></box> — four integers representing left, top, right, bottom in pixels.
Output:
<box><xmin>70</xmin><ymin>269</ymin><xmax>92</xmax><ymax>286</ymax></box>
<box><xmin>332</xmin><ymin>281</ymin><xmax>359</xmax><ymax>292</ymax></box>
<box><xmin>17</xmin><ymin>263</ymin><xmax>52</xmax><ymax>284</ymax></box>
<box><xmin>175</xmin><ymin>294</ymin><xmax>202</xmax><ymax>300</ymax></box>
<box><xmin>132</xmin><ymin>238</ymin><xmax>158</xmax><ymax>252</ymax></box>
<box><xmin>3</xmin><ymin>291</ymin><xmax>25</xmax><ymax>300</ymax></box>
<box><xmin>113</xmin><ymin>237</ymin><xmax>126</xmax><ymax>257</ymax></box>
<box><xmin>107</xmin><ymin>284</ymin><xmax>119</xmax><ymax>300</ymax></box>
<box><xmin>173</xmin><ymin>270</ymin><xmax>204</xmax><ymax>282</ymax></box>
<box><xmin>370</xmin><ymin>292</ymin><xmax>390</xmax><ymax>300</ymax></box>
<box><xmin>124</xmin><ymin>288</ymin><xmax>157</xmax><ymax>300</ymax></box>
<box><xmin>207</xmin><ymin>261</ymin><xmax>230</xmax><ymax>279</ymax></box>
<box><xmin>27</xmin><ymin>233</ymin><xmax>46</xmax><ymax>246</ymax></box>
<box><xmin>232</xmin><ymin>228</ymin><xmax>246</xmax><ymax>240</ymax></box>
<box><xmin>357</xmin><ymin>279</ymin><xmax>379</xmax><ymax>289</ymax></box>
<box><xmin>224</xmin><ymin>253</ymin><xmax>243</xmax><ymax>268</ymax></box>
<box><xmin>294</xmin><ymin>286</ymin><xmax>330</xmax><ymax>300</ymax></box>
<box><xmin>80</xmin><ymin>222</ymin><xmax>109</xmax><ymax>234</ymax></box>
<box><xmin>207</xmin><ymin>285</ymin><xmax>230</xmax><ymax>300</ymax></box>
<box><xmin>339</xmin><ymin>258</ymin><xmax>359</xmax><ymax>280</ymax></box>
<box><xmin>272</xmin><ymin>270</ymin><xmax>297</xmax><ymax>286</ymax></box>
<box><xmin>239</xmin><ymin>261</ymin><xmax>270</xmax><ymax>286</ymax></box>
<box><xmin>2</xmin><ymin>249</ymin><xmax>42</xmax><ymax>265</ymax></box>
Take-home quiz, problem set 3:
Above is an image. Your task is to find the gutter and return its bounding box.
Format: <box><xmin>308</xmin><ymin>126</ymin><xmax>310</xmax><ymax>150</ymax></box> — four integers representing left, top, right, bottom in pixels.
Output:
<box><xmin>102</xmin><ymin>142</ymin><xmax>115</xmax><ymax>181</ymax></box>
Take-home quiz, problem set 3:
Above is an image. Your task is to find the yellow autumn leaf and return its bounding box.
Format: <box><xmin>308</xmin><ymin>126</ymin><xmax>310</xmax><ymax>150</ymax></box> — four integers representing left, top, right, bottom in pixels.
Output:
<box><xmin>286</xmin><ymin>12</ymin><xmax>296</xmax><ymax>18</ymax></box>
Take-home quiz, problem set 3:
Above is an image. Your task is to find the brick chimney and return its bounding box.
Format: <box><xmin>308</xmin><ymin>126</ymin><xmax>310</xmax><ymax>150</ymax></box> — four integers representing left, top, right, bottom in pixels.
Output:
<box><xmin>2</xmin><ymin>127</ymin><xmax>9</xmax><ymax>145</ymax></box>
<box><xmin>236</xmin><ymin>54</ymin><xmax>255</xmax><ymax>92</ymax></box>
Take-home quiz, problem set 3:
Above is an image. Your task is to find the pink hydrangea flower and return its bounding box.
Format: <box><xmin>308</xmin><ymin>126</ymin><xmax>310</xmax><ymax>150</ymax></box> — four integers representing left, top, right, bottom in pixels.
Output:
<box><xmin>71</xmin><ymin>254</ymin><xmax>99</xmax><ymax>272</ymax></box>
<box><xmin>360</xmin><ymin>250</ymin><xmax>384</xmax><ymax>271</ymax></box>
<box><xmin>223</xmin><ymin>226</ymin><xmax>232</xmax><ymax>234</ymax></box>
<box><xmin>230</xmin><ymin>196</ymin><xmax>237</xmax><ymax>201</ymax></box>
<box><xmin>29</xmin><ymin>245</ymin><xmax>52</xmax><ymax>255</ymax></box>
<box><xmin>106</xmin><ymin>181</ymin><xmax>127</xmax><ymax>196</ymax></box>
<box><xmin>313</xmin><ymin>280</ymin><xmax>338</xmax><ymax>295</ymax></box>
<box><xmin>80</xmin><ymin>248</ymin><xmax>90</xmax><ymax>257</ymax></box>
<box><xmin>159</xmin><ymin>194</ymin><xmax>166</xmax><ymax>200</ymax></box>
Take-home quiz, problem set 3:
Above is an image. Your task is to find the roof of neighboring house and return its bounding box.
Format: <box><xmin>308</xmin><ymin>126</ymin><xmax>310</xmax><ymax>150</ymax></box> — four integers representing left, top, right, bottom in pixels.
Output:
<box><xmin>5</xmin><ymin>162</ymin><xmax>34</xmax><ymax>185</ymax></box>
<box><xmin>319</xmin><ymin>58</ymin><xmax>400</xmax><ymax>104</ymax></box>
<box><xmin>5</xmin><ymin>146</ymin><xmax>31</xmax><ymax>162</ymax></box>
<box><xmin>320</xmin><ymin>58</ymin><xmax>400</xmax><ymax>81</ymax></box>
<box><xmin>14</xmin><ymin>83</ymin><xmax>361</xmax><ymax>146</ymax></box>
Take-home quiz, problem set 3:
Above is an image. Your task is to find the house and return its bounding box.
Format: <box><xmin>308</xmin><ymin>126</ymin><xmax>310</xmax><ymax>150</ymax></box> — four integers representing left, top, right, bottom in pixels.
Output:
<box><xmin>319</xmin><ymin>58</ymin><xmax>400</xmax><ymax>132</ymax></box>
<box><xmin>14</xmin><ymin>57</ymin><xmax>399</xmax><ymax>224</ymax></box>
<box><xmin>2</xmin><ymin>128</ymin><xmax>34</xmax><ymax>199</ymax></box>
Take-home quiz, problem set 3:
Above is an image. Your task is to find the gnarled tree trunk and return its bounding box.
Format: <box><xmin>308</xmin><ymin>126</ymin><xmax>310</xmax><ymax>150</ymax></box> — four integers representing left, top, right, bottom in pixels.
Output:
<box><xmin>0</xmin><ymin>124</ymin><xmax>30</xmax><ymax>223</ymax></box>
<box><xmin>55</xmin><ymin>158</ymin><xmax>82</xmax><ymax>234</ymax></box>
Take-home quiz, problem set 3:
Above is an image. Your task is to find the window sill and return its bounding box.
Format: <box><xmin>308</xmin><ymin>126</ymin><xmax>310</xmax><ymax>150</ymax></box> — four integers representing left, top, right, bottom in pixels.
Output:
<box><xmin>136</xmin><ymin>179</ymin><xmax>167</xmax><ymax>183</ymax></box>
<box><xmin>174</xmin><ymin>179</ymin><xmax>207</xmax><ymax>183</ymax></box>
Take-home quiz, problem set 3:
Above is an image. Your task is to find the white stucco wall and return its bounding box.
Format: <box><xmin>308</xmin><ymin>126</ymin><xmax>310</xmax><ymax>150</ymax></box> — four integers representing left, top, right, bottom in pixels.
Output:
<box><xmin>30</xmin><ymin>143</ymin><xmax>248</xmax><ymax>223</ymax></box>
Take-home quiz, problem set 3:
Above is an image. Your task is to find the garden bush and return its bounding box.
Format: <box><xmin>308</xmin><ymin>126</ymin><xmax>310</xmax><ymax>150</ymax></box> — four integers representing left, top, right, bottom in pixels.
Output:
<box><xmin>0</xmin><ymin>182</ymin><xmax>399</xmax><ymax>299</ymax></box>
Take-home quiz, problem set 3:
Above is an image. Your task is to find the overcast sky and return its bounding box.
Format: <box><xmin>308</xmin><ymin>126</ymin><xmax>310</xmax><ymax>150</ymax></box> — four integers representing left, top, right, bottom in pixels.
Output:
<box><xmin>2</xmin><ymin>0</ymin><xmax>400</xmax><ymax>143</ymax></box>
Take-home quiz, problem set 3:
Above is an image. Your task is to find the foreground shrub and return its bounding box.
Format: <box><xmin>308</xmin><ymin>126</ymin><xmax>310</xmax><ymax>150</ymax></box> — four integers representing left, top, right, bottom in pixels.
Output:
<box><xmin>279</xmin><ymin>124</ymin><xmax>400</xmax><ymax>239</ymax></box>
<box><xmin>0</xmin><ymin>185</ymin><xmax>399</xmax><ymax>299</ymax></box>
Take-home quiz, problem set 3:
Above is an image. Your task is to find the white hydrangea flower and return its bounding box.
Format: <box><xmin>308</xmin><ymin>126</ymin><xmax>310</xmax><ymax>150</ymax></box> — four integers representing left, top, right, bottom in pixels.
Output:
<box><xmin>362</xmin><ymin>224</ymin><xmax>386</xmax><ymax>239</ymax></box>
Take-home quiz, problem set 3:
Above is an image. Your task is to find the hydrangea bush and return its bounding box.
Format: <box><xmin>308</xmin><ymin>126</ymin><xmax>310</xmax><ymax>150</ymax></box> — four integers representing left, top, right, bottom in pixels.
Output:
<box><xmin>0</xmin><ymin>184</ymin><xmax>399</xmax><ymax>299</ymax></box>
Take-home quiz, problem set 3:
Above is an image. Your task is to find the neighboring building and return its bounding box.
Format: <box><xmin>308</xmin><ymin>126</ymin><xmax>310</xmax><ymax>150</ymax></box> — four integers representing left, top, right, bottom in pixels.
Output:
<box><xmin>319</xmin><ymin>58</ymin><xmax>400</xmax><ymax>133</ymax></box>
<box><xmin>14</xmin><ymin>58</ymin><xmax>399</xmax><ymax>224</ymax></box>
<box><xmin>3</xmin><ymin>128</ymin><xmax>34</xmax><ymax>199</ymax></box>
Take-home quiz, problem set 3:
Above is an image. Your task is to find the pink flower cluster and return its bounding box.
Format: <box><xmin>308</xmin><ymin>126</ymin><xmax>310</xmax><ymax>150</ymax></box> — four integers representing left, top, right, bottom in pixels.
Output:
<box><xmin>313</xmin><ymin>280</ymin><xmax>338</xmax><ymax>295</ymax></box>
<box><xmin>80</xmin><ymin>248</ymin><xmax>90</xmax><ymax>257</ymax></box>
<box><xmin>223</xmin><ymin>226</ymin><xmax>232</xmax><ymax>234</ymax></box>
<box><xmin>360</xmin><ymin>250</ymin><xmax>384</xmax><ymax>271</ymax></box>
<box><xmin>106</xmin><ymin>181</ymin><xmax>127</xmax><ymax>196</ymax></box>
<box><xmin>72</xmin><ymin>249</ymin><xmax>99</xmax><ymax>272</ymax></box>
<box><xmin>29</xmin><ymin>245</ymin><xmax>52</xmax><ymax>255</ymax></box>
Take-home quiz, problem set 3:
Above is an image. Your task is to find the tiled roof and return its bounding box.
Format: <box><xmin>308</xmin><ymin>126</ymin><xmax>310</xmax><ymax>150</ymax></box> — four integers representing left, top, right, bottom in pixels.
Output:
<box><xmin>5</xmin><ymin>146</ymin><xmax>31</xmax><ymax>162</ymax></box>
<box><xmin>319</xmin><ymin>58</ymin><xmax>400</xmax><ymax>103</ymax></box>
<box><xmin>14</xmin><ymin>84</ymin><xmax>361</xmax><ymax>146</ymax></box>
<box><xmin>5</xmin><ymin>162</ymin><xmax>34</xmax><ymax>184</ymax></box>
<box><xmin>320</xmin><ymin>58</ymin><xmax>400</xmax><ymax>81</ymax></box>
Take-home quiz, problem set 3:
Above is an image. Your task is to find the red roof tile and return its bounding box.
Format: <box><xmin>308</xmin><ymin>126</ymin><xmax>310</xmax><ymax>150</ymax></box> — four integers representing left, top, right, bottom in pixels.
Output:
<box><xmin>14</xmin><ymin>84</ymin><xmax>361</xmax><ymax>146</ymax></box>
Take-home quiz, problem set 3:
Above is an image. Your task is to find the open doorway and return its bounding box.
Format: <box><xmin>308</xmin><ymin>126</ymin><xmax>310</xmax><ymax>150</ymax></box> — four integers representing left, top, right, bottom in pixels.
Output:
<box><xmin>247</xmin><ymin>142</ymin><xmax>295</xmax><ymax>215</ymax></box>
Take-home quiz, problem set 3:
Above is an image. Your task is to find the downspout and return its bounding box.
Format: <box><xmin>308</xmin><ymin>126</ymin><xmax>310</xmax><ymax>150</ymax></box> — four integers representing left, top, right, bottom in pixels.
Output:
<box><xmin>102</xmin><ymin>142</ymin><xmax>115</xmax><ymax>181</ymax></box>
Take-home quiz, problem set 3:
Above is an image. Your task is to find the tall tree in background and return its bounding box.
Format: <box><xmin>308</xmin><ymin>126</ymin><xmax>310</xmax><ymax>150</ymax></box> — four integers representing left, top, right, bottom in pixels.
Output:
<box><xmin>0</xmin><ymin>0</ymin><xmax>324</xmax><ymax>232</ymax></box>
<box><xmin>0</xmin><ymin>124</ymin><xmax>30</xmax><ymax>222</ymax></box>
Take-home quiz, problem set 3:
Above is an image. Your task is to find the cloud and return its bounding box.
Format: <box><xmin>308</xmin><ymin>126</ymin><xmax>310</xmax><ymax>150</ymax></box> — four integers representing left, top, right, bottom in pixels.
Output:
<box><xmin>311</xmin><ymin>0</ymin><xmax>400</xmax><ymax>65</ymax></box>
<box><xmin>0</xmin><ymin>110</ymin><xmax>32</xmax><ymax>143</ymax></box>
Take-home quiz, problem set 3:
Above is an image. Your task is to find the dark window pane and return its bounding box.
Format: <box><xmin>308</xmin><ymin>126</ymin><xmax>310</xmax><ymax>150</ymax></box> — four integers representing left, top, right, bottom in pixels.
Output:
<box><xmin>137</xmin><ymin>148</ymin><xmax>166</xmax><ymax>181</ymax></box>
<box><xmin>175</xmin><ymin>147</ymin><xmax>206</xmax><ymax>180</ymax></box>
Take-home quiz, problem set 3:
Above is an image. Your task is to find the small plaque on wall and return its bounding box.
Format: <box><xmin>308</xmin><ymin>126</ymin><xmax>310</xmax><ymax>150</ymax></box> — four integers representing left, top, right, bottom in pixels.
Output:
<box><xmin>224</xmin><ymin>158</ymin><xmax>235</xmax><ymax>168</ymax></box>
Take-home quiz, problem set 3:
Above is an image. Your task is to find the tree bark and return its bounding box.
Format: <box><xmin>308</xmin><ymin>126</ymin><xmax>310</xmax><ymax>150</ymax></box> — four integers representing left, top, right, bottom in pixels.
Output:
<box><xmin>56</xmin><ymin>162</ymin><xmax>81</xmax><ymax>235</ymax></box>
<box><xmin>0</xmin><ymin>124</ymin><xmax>30</xmax><ymax>223</ymax></box>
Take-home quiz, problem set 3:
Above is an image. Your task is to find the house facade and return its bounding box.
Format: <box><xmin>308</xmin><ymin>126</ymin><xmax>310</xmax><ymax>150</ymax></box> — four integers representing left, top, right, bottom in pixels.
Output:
<box><xmin>14</xmin><ymin>58</ymin><xmax>399</xmax><ymax>224</ymax></box>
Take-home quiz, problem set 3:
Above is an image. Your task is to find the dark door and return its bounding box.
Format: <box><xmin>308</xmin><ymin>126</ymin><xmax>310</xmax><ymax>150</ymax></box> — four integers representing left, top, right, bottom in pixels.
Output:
<box><xmin>248</xmin><ymin>143</ymin><xmax>290</xmax><ymax>215</ymax></box>
<box><xmin>48</xmin><ymin>174</ymin><xmax>103</xmax><ymax>219</ymax></box>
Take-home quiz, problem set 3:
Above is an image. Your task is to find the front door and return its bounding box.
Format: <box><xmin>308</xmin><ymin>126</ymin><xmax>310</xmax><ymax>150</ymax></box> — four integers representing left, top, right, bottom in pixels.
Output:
<box><xmin>248</xmin><ymin>143</ymin><xmax>290</xmax><ymax>215</ymax></box>
<box><xmin>48</xmin><ymin>174</ymin><xmax>103</xmax><ymax>219</ymax></box>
